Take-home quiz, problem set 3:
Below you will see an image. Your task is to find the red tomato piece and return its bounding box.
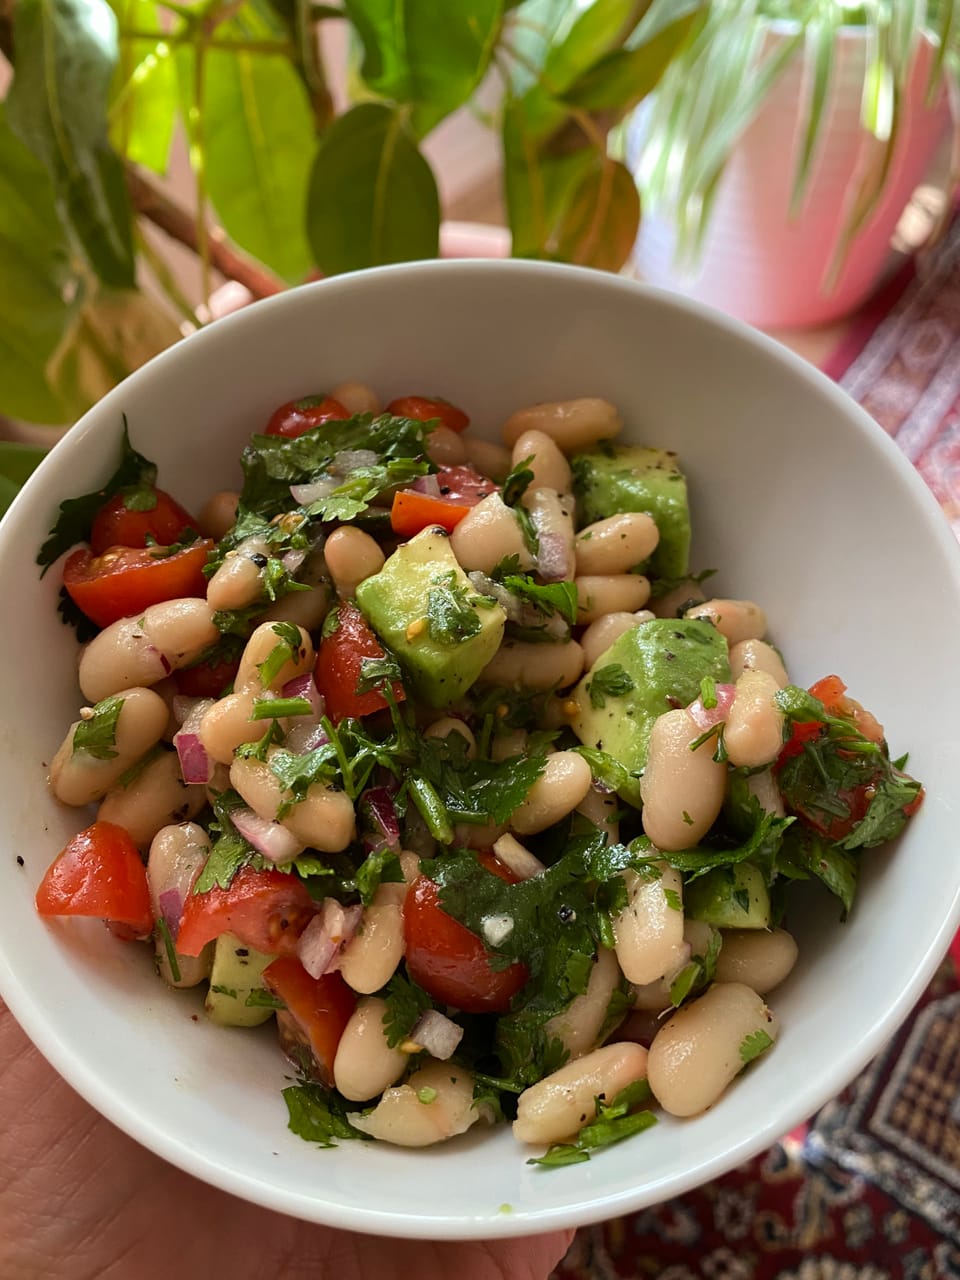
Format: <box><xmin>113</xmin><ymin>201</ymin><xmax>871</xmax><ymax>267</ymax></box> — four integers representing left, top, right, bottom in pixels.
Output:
<box><xmin>314</xmin><ymin>603</ymin><xmax>406</xmax><ymax>724</ymax></box>
<box><xmin>808</xmin><ymin>674</ymin><xmax>847</xmax><ymax>711</ymax></box>
<box><xmin>36</xmin><ymin>821</ymin><xmax>153</xmax><ymax>938</ymax></box>
<box><xmin>390</xmin><ymin>490</ymin><xmax>472</xmax><ymax>538</ymax></box>
<box><xmin>386</xmin><ymin>395</ymin><xmax>470</xmax><ymax>433</ymax></box>
<box><xmin>62</xmin><ymin>540</ymin><xmax>213</xmax><ymax>630</ymax></box>
<box><xmin>433</xmin><ymin>464</ymin><xmax>497</xmax><ymax>505</ymax></box>
<box><xmin>776</xmin><ymin>718</ymin><xmax>823</xmax><ymax>764</ymax></box>
<box><xmin>174</xmin><ymin>653</ymin><xmax>241</xmax><ymax>699</ymax></box>
<box><xmin>89</xmin><ymin>488</ymin><xmax>198</xmax><ymax>556</ymax></box>
<box><xmin>176</xmin><ymin>866</ymin><xmax>317</xmax><ymax>958</ymax></box>
<box><xmin>263</xmin><ymin>957</ymin><xmax>356</xmax><ymax>1088</ymax></box>
<box><xmin>403</xmin><ymin>874</ymin><xmax>529</xmax><ymax>1014</ymax></box>
<box><xmin>264</xmin><ymin>395</ymin><xmax>350</xmax><ymax>439</ymax></box>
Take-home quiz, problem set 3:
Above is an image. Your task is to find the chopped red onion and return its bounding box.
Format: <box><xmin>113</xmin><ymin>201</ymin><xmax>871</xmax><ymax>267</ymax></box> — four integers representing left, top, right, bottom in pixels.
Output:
<box><xmin>290</xmin><ymin>477</ymin><xmax>338</xmax><ymax>505</ymax></box>
<box><xmin>297</xmin><ymin>898</ymin><xmax>363</xmax><ymax>978</ymax></box>
<box><xmin>536</xmin><ymin>530</ymin><xmax>575</xmax><ymax>583</ymax></box>
<box><xmin>687</xmin><ymin>682</ymin><xmax>736</xmax><ymax>732</ymax></box>
<box><xmin>409</xmin><ymin>1008</ymin><xmax>463</xmax><ymax>1060</ymax></box>
<box><xmin>282</xmin><ymin>673</ymin><xmax>325</xmax><ymax>720</ymax></box>
<box><xmin>173</xmin><ymin>731</ymin><xmax>214</xmax><ymax>785</ymax></box>
<box><xmin>411</xmin><ymin>473</ymin><xmax>442</xmax><ymax>498</ymax></box>
<box><xmin>285</xmin><ymin>721</ymin><xmax>330</xmax><ymax>754</ymax></box>
<box><xmin>158</xmin><ymin>888</ymin><xmax>183</xmax><ymax>935</ymax></box>
<box><xmin>492</xmin><ymin>834</ymin><xmax>545</xmax><ymax>880</ymax></box>
<box><xmin>231</xmin><ymin>807</ymin><xmax>305</xmax><ymax>863</ymax></box>
<box><xmin>362</xmin><ymin>787</ymin><xmax>400</xmax><ymax>850</ymax></box>
<box><xmin>147</xmin><ymin>829</ymin><xmax>207</xmax><ymax>931</ymax></box>
<box><xmin>281</xmin><ymin>547</ymin><xmax>307</xmax><ymax>574</ymax></box>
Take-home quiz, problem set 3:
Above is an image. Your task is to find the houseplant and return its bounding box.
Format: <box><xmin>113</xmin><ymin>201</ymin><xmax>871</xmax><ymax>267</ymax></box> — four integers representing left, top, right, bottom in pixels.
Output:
<box><xmin>629</xmin><ymin>0</ymin><xmax>960</xmax><ymax>328</ymax></box>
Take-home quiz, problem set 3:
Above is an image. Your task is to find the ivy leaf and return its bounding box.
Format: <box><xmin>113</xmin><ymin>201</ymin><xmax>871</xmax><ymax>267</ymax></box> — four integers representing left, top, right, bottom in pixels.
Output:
<box><xmin>305</xmin><ymin>103</ymin><xmax>440</xmax><ymax>275</ymax></box>
<box><xmin>7</xmin><ymin>0</ymin><xmax>136</xmax><ymax>288</ymax></box>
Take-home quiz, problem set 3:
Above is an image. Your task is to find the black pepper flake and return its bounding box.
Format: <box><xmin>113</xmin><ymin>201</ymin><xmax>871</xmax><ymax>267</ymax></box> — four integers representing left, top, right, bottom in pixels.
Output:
<box><xmin>557</xmin><ymin>904</ymin><xmax>575</xmax><ymax>923</ymax></box>
<box><xmin>15</xmin><ymin>856</ymin><xmax>24</xmax><ymax>867</ymax></box>
<box><xmin>439</xmin><ymin>486</ymin><xmax>451</xmax><ymax>495</ymax></box>
<box><xmin>249</xmin><ymin>552</ymin><xmax>269</xmax><ymax>568</ymax></box>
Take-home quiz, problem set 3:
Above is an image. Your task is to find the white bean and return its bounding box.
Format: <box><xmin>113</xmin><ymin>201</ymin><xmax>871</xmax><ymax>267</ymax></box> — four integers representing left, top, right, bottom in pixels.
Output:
<box><xmin>524</xmin><ymin>487</ymin><xmax>576</xmax><ymax>582</ymax></box>
<box><xmin>480</xmin><ymin>639</ymin><xmax>584</xmax><ymax>691</ymax></box>
<box><xmin>449</xmin><ymin>492</ymin><xmax>535</xmax><ymax>575</ymax></box>
<box><xmin>647</xmin><ymin>982</ymin><xmax>780</xmax><ymax>1117</ymax></box>
<box><xmin>729</xmin><ymin>638</ymin><xmax>788</xmax><ymax>687</ymax></box>
<box><xmin>511</xmin><ymin>429</ymin><xmax>572</xmax><ymax>494</ymax></box>
<box><xmin>256</xmin><ymin>583</ymin><xmax>332</xmax><ymax>632</ymax></box>
<box><xmin>333</xmin><ymin>997</ymin><xmax>409</xmax><ymax>1102</ymax></box>
<box><xmin>544</xmin><ymin>947</ymin><xmax>622</xmax><ymax>1060</ymax></box>
<box><xmin>463</xmin><ymin>437</ymin><xmax>511</xmax><ymax>482</ymax></box>
<box><xmin>235</xmin><ymin>621</ymin><xmax>313</xmax><ymax>692</ymax></box>
<box><xmin>576</xmin><ymin>785</ymin><xmax>621</xmax><ymax>845</ymax></box>
<box><xmin>230</xmin><ymin>754</ymin><xmax>355</xmax><ymax>852</ymax></box>
<box><xmin>575</xmin><ymin>574</ymin><xmax>651</xmax><ymax>624</ymax></box>
<box><xmin>724</xmin><ymin>670</ymin><xmax>786</xmax><ymax>769</ymax></box>
<box><xmin>652</xmin><ymin>579</ymin><xmax>706</xmax><ymax>620</ymax></box>
<box><xmin>632</xmin><ymin>918</ymin><xmax>718</xmax><ymax>1010</ymax></box>
<box><xmin>49</xmin><ymin>688</ymin><xmax>170</xmax><ymax>806</ymax></box>
<box><xmin>490</xmin><ymin>727</ymin><xmax>528</xmax><ymax>762</ymax></box>
<box><xmin>98</xmin><ymin>750</ymin><xmax>205</xmax><ymax>847</ymax></box>
<box><xmin>640</xmin><ymin>709</ymin><xmax>727</xmax><ymax>851</ymax></box>
<box><xmin>685</xmin><ymin>598</ymin><xmax>767</xmax><ymax>646</ymax></box>
<box><xmin>338</xmin><ymin>884</ymin><xmax>406</xmax><ymax>995</ymax></box>
<box><xmin>614</xmin><ymin>865</ymin><xmax>686</xmax><ymax>985</ymax></box>
<box><xmin>330</xmin><ymin>380</ymin><xmax>380</xmax><ymax>415</ymax></box>
<box><xmin>207</xmin><ymin>540</ymin><xmax>271</xmax><ymax>612</ymax></box>
<box><xmin>199</xmin><ymin>688</ymin><xmax>264</xmax><ymax>764</ymax></box>
<box><xmin>424</xmin><ymin>716</ymin><xmax>477</xmax><ymax>757</ymax></box>
<box><xmin>501</xmin><ymin>398</ymin><xmax>622</xmax><ymax>454</ymax></box>
<box><xmin>425</xmin><ymin>426</ymin><xmax>468</xmax><ymax>466</ymax></box>
<box><xmin>747</xmin><ymin>768</ymin><xmax>786</xmax><ymax>818</ymax></box>
<box><xmin>511</xmin><ymin>751</ymin><xmax>593</xmax><ymax>835</ymax></box>
<box><xmin>79</xmin><ymin>600</ymin><xmax>219</xmax><ymax>703</ymax></box>
<box><xmin>324</xmin><ymin>526</ymin><xmax>385</xmax><ymax>600</ymax></box>
<box><xmin>351</xmin><ymin>1062</ymin><xmax>482</xmax><ymax>1147</ymax></box>
<box><xmin>714</xmin><ymin>928</ymin><xmax>798</xmax><ymax>994</ymax></box>
<box><xmin>575</xmin><ymin>513</ymin><xmax>660</xmax><ymax>576</ymax></box>
<box><xmin>198</xmin><ymin>490</ymin><xmax>239</xmax><ymax>541</ymax></box>
<box><xmin>513</xmin><ymin>1042</ymin><xmax>648</xmax><ymax>1146</ymax></box>
<box><xmin>147</xmin><ymin>822</ymin><xmax>213</xmax><ymax>988</ymax></box>
<box><xmin>580</xmin><ymin>611</ymin><xmax>641</xmax><ymax>670</ymax></box>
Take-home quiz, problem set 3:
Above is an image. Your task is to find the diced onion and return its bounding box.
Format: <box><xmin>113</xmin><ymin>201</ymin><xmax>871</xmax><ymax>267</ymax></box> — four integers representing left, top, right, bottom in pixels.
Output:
<box><xmin>492</xmin><ymin>834</ymin><xmax>545</xmax><ymax>880</ymax></box>
<box><xmin>290</xmin><ymin>478</ymin><xmax>338</xmax><ymax>506</ymax></box>
<box><xmin>282</xmin><ymin>673</ymin><xmax>325</xmax><ymax>720</ymax></box>
<box><xmin>285</xmin><ymin>721</ymin><xmax>330</xmax><ymax>754</ymax></box>
<box><xmin>231</xmin><ymin>807</ymin><xmax>305</xmax><ymax>863</ymax></box>
<box><xmin>297</xmin><ymin>898</ymin><xmax>363</xmax><ymax>978</ymax></box>
<box><xmin>281</xmin><ymin>548</ymin><xmax>307</xmax><ymax>574</ymax></box>
<box><xmin>481</xmin><ymin>914</ymin><xmax>515</xmax><ymax>947</ymax></box>
<box><xmin>687</xmin><ymin>682</ymin><xmax>736</xmax><ymax>732</ymax></box>
<box><xmin>536</xmin><ymin>530</ymin><xmax>574</xmax><ymax>583</ymax></box>
<box><xmin>409</xmin><ymin>1009</ymin><xmax>464</xmax><ymax>1061</ymax></box>
<box><xmin>158</xmin><ymin>887</ymin><xmax>183</xmax><ymax>934</ymax></box>
<box><xmin>362</xmin><ymin>787</ymin><xmax>400</xmax><ymax>850</ymax></box>
<box><xmin>411</xmin><ymin>474</ymin><xmax>442</xmax><ymax>498</ymax></box>
<box><xmin>173</xmin><ymin>731</ymin><xmax>214</xmax><ymax>785</ymax></box>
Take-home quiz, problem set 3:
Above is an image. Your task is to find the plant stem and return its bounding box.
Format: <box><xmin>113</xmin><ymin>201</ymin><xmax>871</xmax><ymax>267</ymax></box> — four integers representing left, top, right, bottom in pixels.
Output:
<box><xmin>125</xmin><ymin>167</ymin><xmax>285</xmax><ymax>299</ymax></box>
<box><xmin>118</xmin><ymin>28</ymin><xmax>295</xmax><ymax>55</ymax></box>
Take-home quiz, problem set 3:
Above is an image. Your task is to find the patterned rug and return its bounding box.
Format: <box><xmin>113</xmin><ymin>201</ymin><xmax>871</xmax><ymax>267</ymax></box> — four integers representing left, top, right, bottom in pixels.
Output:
<box><xmin>553</xmin><ymin>225</ymin><xmax>960</xmax><ymax>1280</ymax></box>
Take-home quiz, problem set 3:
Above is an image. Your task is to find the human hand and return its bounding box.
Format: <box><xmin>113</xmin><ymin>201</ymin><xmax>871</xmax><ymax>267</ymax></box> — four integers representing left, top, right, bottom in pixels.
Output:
<box><xmin>0</xmin><ymin>999</ymin><xmax>573</xmax><ymax>1280</ymax></box>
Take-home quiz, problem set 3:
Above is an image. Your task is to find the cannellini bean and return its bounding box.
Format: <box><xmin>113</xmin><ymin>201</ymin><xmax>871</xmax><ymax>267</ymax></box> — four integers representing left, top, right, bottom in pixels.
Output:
<box><xmin>424</xmin><ymin>716</ymin><xmax>476</xmax><ymax>757</ymax></box>
<box><xmin>235</xmin><ymin>621</ymin><xmax>313</xmax><ymax>692</ymax></box>
<box><xmin>324</xmin><ymin>526</ymin><xmax>386</xmax><ymax>600</ymax></box>
<box><xmin>399</xmin><ymin>850</ymin><xmax>422</xmax><ymax>884</ymax></box>
<box><xmin>330</xmin><ymin>379</ymin><xmax>380</xmax><ymax>415</ymax></box>
<box><xmin>333</xmin><ymin>997</ymin><xmax>409</xmax><ymax>1102</ymax></box>
<box><xmin>480</xmin><ymin>639</ymin><xmax>584</xmax><ymax>691</ymax></box>
<box><xmin>647</xmin><ymin>982</ymin><xmax>779</xmax><ymax>1117</ymax></box>
<box><xmin>511</xmin><ymin>751</ymin><xmax>593</xmax><ymax>835</ymax></box>
<box><xmin>724</xmin><ymin>670</ymin><xmax>785</xmax><ymax>769</ymax></box>
<box><xmin>575</xmin><ymin>574</ymin><xmax>651</xmax><ymax>624</ymax></box>
<box><xmin>98</xmin><ymin>749</ymin><xmax>205</xmax><ymax>847</ymax></box>
<box><xmin>207</xmin><ymin>539</ymin><xmax>271</xmax><ymax>611</ymax></box>
<box><xmin>501</xmin><ymin>397</ymin><xmax>622</xmax><ymax>454</ymax></box>
<box><xmin>454</xmin><ymin>820</ymin><xmax>506</xmax><ymax>849</ymax></box>
<box><xmin>714</xmin><ymin>928</ymin><xmax>798</xmax><ymax>994</ymax></box>
<box><xmin>632</xmin><ymin>918</ymin><xmax>718</xmax><ymax>1010</ymax></box>
<box><xmin>511</xmin><ymin>428</ymin><xmax>572</xmax><ymax>494</ymax></box>
<box><xmin>580</xmin><ymin>611</ymin><xmax>641</xmax><ymax>669</ymax></box>
<box><xmin>199</xmin><ymin>687</ymin><xmax>264</xmax><ymax>764</ymax></box>
<box><xmin>425</xmin><ymin>425</ymin><xmax>468</xmax><ymax>466</ymax></box>
<box><xmin>148</xmin><ymin>822</ymin><xmax>213</xmax><ymax>988</ymax></box>
<box><xmin>49</xmin><ymin>687</ymin><xmax>170</xmax><ymax>806</ymax></box>
<box><xmin>198</xmin><ymin>490</ymin><xmax>240</xmax><ymax>541</ymax></box>
<box><xmin>350</xmin><ymin>1062</ymin><xmax>482</xmax><ymax>1147</ymax></box>
<box><xmin>747</xmin><ymin>768</ymin><xmax>786</xmax><ymax>818</ymax></box>
<box><xmin>640</xmin><ymin>709</ymin><xmax>727</xmax><ymax>850</ymax></box>
<box><xmin>523</xmin><ymin>487</ymin><xmax>576</xmax><ymax>582</ymax></box>
<box><xmin>463</xmin><ymin>437</ymin><xmax>511</xmax><ymax>482</ymax></box>
<box><xmin>490</xmin><ymin>727</ymin><xmax>528</xmax><ymax>762</ymax></box>
<box><xmin>513</xmin><ymin>1042</ymin><xmax>648</xmax><ymax>1146</ymax></box>
<box><xmin>230</xmin><ymin>754</ymin><xmax>355</xmax><ymax>852</ymax></box>
<box><xmin>338</xmin><ymin>884</ymin><xmax>406</xmax><ymax>995</ymax></box>
<box><xmin>575</xmin><ymin>513</ymin><xmax>660</xmax><ymax>576</ymax></box>
<box><xmin>79</xmin><ymin>600</ymin><xmax>219</xmax><ymax>703</ymax></box>
<box><xmin>256</xmin><ymin>583</ymin><xmax>332</xmax><ymax>632</ymax></box>
<box><xmin>729</xmin><ymin>638</ymin><xmax>788</xmax><ymax>687</ymax></box>
<box><xmin>576</xmin><ymin>785</ymin><xmax>621</xmax><ymax>845</ymax></box>
<box><xmin>685</xmin><ymin>598</ymin><xmax>767</xmax><ymax>645</ymax></box>
<box><xmin>449</xmin><ymin>492</ymin><xmax>535</xmax><ymax>575</ymax></box>
<box><xmin>652</xmin><ymin>579</ymin><xmax>706</xmax><ymax>619</ymax></box>
<box><xmin>545</xmin><ymin>947</ymin><xmax>622</xmax><ymax>1060</ymax></box>
<box><xmin>613</xmin><ymin>865</ymin><xmax>685</xmax><ymax>986</ymax></box>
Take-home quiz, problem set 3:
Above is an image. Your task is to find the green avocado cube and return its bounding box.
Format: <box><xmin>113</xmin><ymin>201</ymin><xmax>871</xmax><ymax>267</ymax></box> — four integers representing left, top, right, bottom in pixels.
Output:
<box><xmin>571</xmin><ymin>445</ymin><xmax>691</xmax><ymax>579</ymax></box>
<box><xmin>571</xmin><ymin>618</ymin><xmax>730</xmax><ymax>806</ymax></box>
<box><xmin>684</xmin><ymin>863</ymin><xmax>771</xmax><ymax>929</ymax></box>
<box><xmin>356</xmin><ymin>526</ymin><xmax>506</xmax><ymax>708</ymax></box>
<box><xmin>204</xmin><ymin>933</ymin><xmax>276</xmax><ymax>1027</ymax></box>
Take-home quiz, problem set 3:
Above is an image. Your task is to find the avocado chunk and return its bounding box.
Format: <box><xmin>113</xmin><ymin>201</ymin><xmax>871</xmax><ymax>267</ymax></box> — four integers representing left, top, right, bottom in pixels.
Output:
<box><xmin>684</xmin><ymin>863</ymin><xmax>771</xmax><ymax>929</ymax></box>
<box><xmin>571</xmin><ymin>618</ymin><xmax>730</xmax><ymax>806</ymax></box>
<box><xmin>205</xmin><ymin>932</ymin><xmax>277</xmax><ymax>1027</ymax></box>
<box><xmin>356</xmin><ymin>526</ymin><xmax>506</xmax><ymax>708</ymax></box>
<box><xmin>571</xmin><ymin>445</ymin><xmax>691</xmax><ymax>579</ymax></box>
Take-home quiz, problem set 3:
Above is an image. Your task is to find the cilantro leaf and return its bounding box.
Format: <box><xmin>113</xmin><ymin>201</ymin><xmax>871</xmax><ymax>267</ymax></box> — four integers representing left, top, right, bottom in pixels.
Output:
<box><xmin>352</xmin><ymin>849</ymin><xmax>403</xmax><ymax>906</ymax></box>
<box><xmin>193</xmin><ymin>790</ymin><xmax>269</xmax><ymax>892</ymax></box>
<box><xmin>155</xmin><ymin>918</ymin><xmax>181</xmax><ymax>984</ymax></box>
<box><xmin>501</xmin><ymin>455</ymin><xmax>534</xmax><ymax>507</ymax></box>
<box><xmin>425</xmin><ymin>571</ymin><xmax>483</xmax><ymax>645</ymax></box>
<box><xmin>739</xmin><ymin>1028</ymin><xmax>774</xmax><ymax>1066</ymax></box>
<box><xmin>72</xmin><ymin>694</ymin><xmax>125</xmax><ymax>760</ymax></box>
<box><xmin>282</xmin><ymin>1083</ymin><xmax>369</xmax><ymax>1147</ymax></box>
<box><xmin>628</xmin><ymin>810</ymin><xmax>794</xmax><ymax>884</ymax></box>
<box><xmin>587</xmin><ymin>664</ymin><xmax>635</xmax><ymax>709</ymax></box>
<box><xmin>258</xmin><ymin>622</ymin><xmax>305</xmax><ymax>687</ymax></box>
<box><xmin>528</xmin><ymin>1078</ymin><xmax>658</xmax><ymax>1167</ymax></box>
<box><xmin>37</xmin><ymin>419</ymin><xmax>158</xmax><ymax>572</ymax></box>
<box><xmin>412</xmin><ymin>733</ymin><xmax>547</xmax><ymax>826</ymax></box>
<box><xmin>355</xmin><ymin>654</ymin><xmax>403</xmax><ymax>697</ymax></box>
<box><xmin>498</xmin><ymin>574</ymin><xmax>578</xmax><ymax>627</ymax></box>
<box><xmin>381</xmin><ymin>973</ymin><xmax>434</xmax><ymax>1049</ymax></box>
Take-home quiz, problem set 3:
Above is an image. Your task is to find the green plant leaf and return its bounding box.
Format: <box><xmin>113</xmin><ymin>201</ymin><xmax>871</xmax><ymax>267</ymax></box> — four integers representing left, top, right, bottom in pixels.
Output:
<box><xmin>345</xmin><ymin>0</ymin><xmax>505</xmax><ymax>136</ymax></box>
<box><xmin>541</xmin><ymin>0</ymin><xmax>648</xmax><ymax>94</ymax></box>
<box><xmin>0</xmin><ymin>443</ymin><xmax>49</xmax><ymax>518</ymax></box>
<box><xmin>7</xmin><ymin>0</ymin><xmax>136</xmax><ymax>289</ymax></box>
<box><xmin>305</xmin><ymin>102</ymin><xmax>440</xmax><ymax>274</ymax></box>
<box><xmin>553</xmin><ymin>157</ymin><xmax>640</xmax><ymax>270</ymax></box>
<box><xmin>789</xmin><ymin>8</ymin><xmax>838</xmax><ymax>217</ymax></box>
<box><xmin>202</xmin><ymin>40</ymin><xmax>316</xmax><ymax>283</ymax></box>
<box><xmin>108</xmin><ymin>0</ymin><xmax>179</xmax><ymax>174</ymax></box>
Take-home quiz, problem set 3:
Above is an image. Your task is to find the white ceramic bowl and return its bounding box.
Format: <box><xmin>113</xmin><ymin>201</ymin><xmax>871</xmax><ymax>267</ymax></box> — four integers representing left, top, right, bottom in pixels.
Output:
<box><xmin>2</xmin><ymin>260</ymin><xmax>959</xmax><ymax>1240</ymax></box>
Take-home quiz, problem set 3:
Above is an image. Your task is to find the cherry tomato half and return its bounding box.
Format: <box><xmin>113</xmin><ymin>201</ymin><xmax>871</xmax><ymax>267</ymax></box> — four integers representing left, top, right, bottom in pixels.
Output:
<box><xmin>62</xmin><ymin>540</ymin><xmax>214</xmax><ymax>630</ymax></box>
<box><xmin>386</xmin><ymin>395</ymin><xmax>470</xmax><ymax>433</ymax></box>
<box><xmin>176</xmin><ymin>866</ymin><xmax>317</xmax><ymax>958</ymax></box>
<box><xmin>263</xmin><ymin>957</ymin><xmax>356</xmax><ymax>1088</ymax></box>
<box><xmin>36</xmin><ymin>821</ymin><xmax>153</xmax><ymax>938</ymax></box>
<box><xmin>89</xmin><ymin>488</ymin><xmax>198</xmax><ymax>556</ymax></box>
<box><xmin>265</xmin><ymin>395</ymin><xmax>349</xmax><ymax>439</ymax></box>
<box><xmin>314</xmin><ymin>603</ymin><xmax>406</xmax><ymax>724</ymax></box>
<box><xmin>403</xmin><ymin>873</ymin><xmax>529</xmax><ymax>1014</ymax></box>
<box><xmin>174</xmin><ymin>653</ymin><xmax>241</xmax><ymax>699</ymax></box>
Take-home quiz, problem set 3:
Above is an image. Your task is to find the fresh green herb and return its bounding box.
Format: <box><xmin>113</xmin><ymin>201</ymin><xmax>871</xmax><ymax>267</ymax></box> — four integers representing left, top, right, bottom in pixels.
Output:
<box><xmin>528</xmin><ymin>1079</ymin><xmax>658</xmax><ymax>1167</ymax></box>
<box><xmin>501</xmin><ymin>455</ymin><xmax>534</xmax><ymax>507</ymax></box>
<box><xmin>381</xmin><ymin>973</ymin><xmax>434</xmax><ymax>1049</ymax></box>
<box><xmin>303</xmin><ymin>457</ymin><xmax>431</xmax><ymax>524</ymax></box>
<box><xmin>572</xmin><ymin>746</ymin><xmax>631</xmax><ymax>795</ymax></box>
<box><xmin>259</xmin><ymin>622</ymin><xmax>304</xmax><ymax>687</ymax></box>
<box><xmin>699</xmin><ymin>676</ymin><xmax>718</xmax><ymax>709</ymax></box>
<box><xmin>411</xmin><ymin>732</ymin><xmax>548</xmax><ymax>827</ymax></box>
<box><xmin>588</xmin><ymin>664</ymin><xmax>635</xmax><ymax>709</ymax></box>
<box><xmin>155</xmin><ymin>918</ymin><xmax>181</xmax><ymax>984</ymax></box>
<box><xmin>663</xmin><ymin>887</ymin><xmax>682</xmax><ymax>911</ymax></box>
<box><xmin>209</xmin><ymin>984</ymin><xmax>238</xmax><ymax>999</ymax></box>
<box><xmin>245</xmin><ymin>988</ymin><xmax>286</xmax><ymax>1010</ymax></box>
<box><xmin>251</xmin><ymin>695</ymin><xmax>313</xmax><ymax>721</ymax></box>
<box><xmin>681</xmin><ymin>810</ymin><xmax>694</xmax><ymax>826</ymax></box>
<box><xmin>56</xmin><ymin>585</ymin><xmax>99</xmax><ymax>641</ymax></box>
<box><xmin>115</xmin><ymin>742</ymin><xmax>165</xmax><ymax>789</ymax></box>
<box><xmin>417</xmin><ymin>1086</ymin><xmax>439</xmax><ymax>1105</ymax></box>
<box><xmin>739</xmin><ymin>1028</ymin><xmax>774</xmax><ymax>1066</ymax></box>
<box><xmin>193</xmin><ymin>791</ymin><xmax>268</xmax><ymax>893</ymax></box>
<box><xmin>628</xmin><ymin>811</ymin><xmax>793</xmax><ymax>884</ymax></box>
<box><xmin>406</xmin><ymin>774</ymin><xmax>455</xmax><ymax>845</ymax></box>
<box><xmin>355</xmin><ymin>654</ymin><xmax>403</xmax><ymax>697</ymax></box>
<box><xmin>37</xmin><ymin>420</ymin><xmax>157</xmax><ymax>572</ymax></box>
<box><xmin>282</xmin><ymin>1083</ymin><xmax>369</xmax><ymax>1147</ymax></box>
<box><xmin>668</xmin><ymin>929</ymin><xmax>721</xmax><ymax>1008</ymax></box>
<box><xmin>72</xmin><ymin>694</ymin><xmax>125</xmax><ymax>760</ymax></box>
<box><xmin>514</xmin><ymin>503</ymin><xmax>540</xmax><ymax>557</ymax></box>
<box><xmin>425</xmin><ymin>571</ymin><xmax>483</xmax><ymax>645</ymax></box>
<box><xmin>353</xmin><ymin>849</ymin><xmax>403</xmax><ymax>906</ymax></box>
<box><xmin>648</xmin><ymin>568</ymin><xmax>716</xmax><ymax>601</ymax></box>
<box><xmin>496</xmin><ymin>573</ymin><xmax>579</xmax><ymax>628</ymax></box>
